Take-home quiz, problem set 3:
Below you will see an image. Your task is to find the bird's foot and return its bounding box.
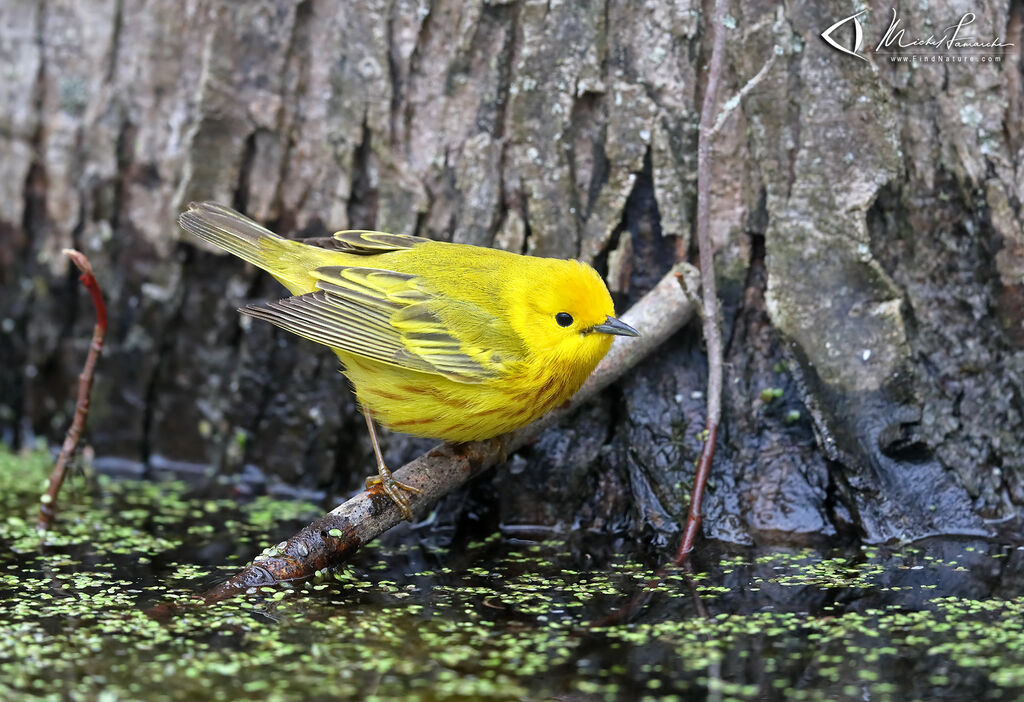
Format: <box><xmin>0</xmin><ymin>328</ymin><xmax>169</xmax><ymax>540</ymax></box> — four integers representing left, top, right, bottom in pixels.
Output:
<box><xmin>365</xmin><ymin>464</ymin><xmax>423</xmax><ymax>522</ymax></box>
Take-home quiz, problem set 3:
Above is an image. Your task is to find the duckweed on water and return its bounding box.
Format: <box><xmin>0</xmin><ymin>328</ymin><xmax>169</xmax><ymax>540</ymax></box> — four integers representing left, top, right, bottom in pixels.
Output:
<box><xmin>2</xmin><ymin>447</ymin><xmax>1024</xmax><ymax>700</ymax></box>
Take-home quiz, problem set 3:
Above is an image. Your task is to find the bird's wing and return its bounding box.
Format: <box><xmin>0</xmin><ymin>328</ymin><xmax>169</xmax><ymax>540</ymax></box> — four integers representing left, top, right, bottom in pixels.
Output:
<box><xmin>330</xmin><ymin>229</ymin><xmax>430</xmax><ymax>254</ymax></box>
<box><xmin>240</xmin><ymin>265</ymin><xmax>519</xmax><ymax>383</ymax></box>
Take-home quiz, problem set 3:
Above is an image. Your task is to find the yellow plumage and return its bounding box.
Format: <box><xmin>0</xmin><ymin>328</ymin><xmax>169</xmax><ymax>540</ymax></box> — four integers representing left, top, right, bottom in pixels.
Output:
<box><xmin>178</xmin><ymin>202</ymin><xmax>638</xmax><ymax>518</ymax></box>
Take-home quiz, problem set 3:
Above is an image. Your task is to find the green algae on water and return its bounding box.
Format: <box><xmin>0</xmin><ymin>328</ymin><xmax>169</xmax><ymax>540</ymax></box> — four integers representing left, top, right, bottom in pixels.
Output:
<box><xmin>2</xmin><ymin>447</ymin><xmax>1024</xmax><ymax>701</ymax></box>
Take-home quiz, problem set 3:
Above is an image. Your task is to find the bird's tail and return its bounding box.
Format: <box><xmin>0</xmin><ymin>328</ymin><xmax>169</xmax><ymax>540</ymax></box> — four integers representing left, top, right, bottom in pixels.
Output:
<box><xmin>178</xmin><ymin>201</ymin><xmax>317</xmax><ymax>293</ymax></box>
<box><xmin>178</xmin><ymin>201</ymin><xmax>288</xmax><ymax>268</ymax></box>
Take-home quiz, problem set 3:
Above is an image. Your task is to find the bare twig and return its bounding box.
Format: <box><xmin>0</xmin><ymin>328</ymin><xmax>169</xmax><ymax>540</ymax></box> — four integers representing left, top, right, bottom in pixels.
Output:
<box><xmin>708</xmin><ymin>53</ymin><xmax>777</xmax><ymax>138</ymax></box>
<box><xmin>674</xmin><ymin>0</ymin><xmax>727</xmax><ymax>564</ymax></box>
<box><xmin>38</xmin><ymin>249</ymin><xmax>107</xmax><ymax>531</ymax></box>
<box><xmin>198</xmin><ymin>263</ymin><xmax>699</xmax><ymax>604</ymax></box>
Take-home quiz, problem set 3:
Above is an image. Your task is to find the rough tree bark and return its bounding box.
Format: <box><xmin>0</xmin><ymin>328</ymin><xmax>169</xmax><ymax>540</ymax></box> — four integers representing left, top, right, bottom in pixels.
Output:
<box><xmin>1</xmin><ymin>0</ymin><xmax>1022</xmax><ymax>546</ymax></box>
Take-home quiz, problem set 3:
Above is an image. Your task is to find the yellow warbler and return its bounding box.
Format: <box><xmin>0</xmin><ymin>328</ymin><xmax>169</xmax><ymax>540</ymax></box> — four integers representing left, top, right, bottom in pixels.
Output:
<box><xmin>178</xmin><ymin>202</ymin><xmax>638</xmax><ymax>519</ymax></box>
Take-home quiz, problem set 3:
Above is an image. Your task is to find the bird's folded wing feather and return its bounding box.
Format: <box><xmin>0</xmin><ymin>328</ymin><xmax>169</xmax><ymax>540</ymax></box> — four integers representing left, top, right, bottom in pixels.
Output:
<box><xmin>330</xmin><ymin>229</ymin><xmax>430</xmax><ymax>253</ymax></box>
<box><xmin>241</xmin><ymin>265</ymin><xmax>519</xmax><ymax>383</ymax></box>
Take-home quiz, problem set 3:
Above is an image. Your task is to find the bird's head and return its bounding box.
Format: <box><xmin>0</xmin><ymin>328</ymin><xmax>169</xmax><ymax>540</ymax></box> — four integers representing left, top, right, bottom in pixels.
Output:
<box><xmin>509</xmin><ymin>259</ymin><xmax>638</xmax><ymax>375</ymax></box>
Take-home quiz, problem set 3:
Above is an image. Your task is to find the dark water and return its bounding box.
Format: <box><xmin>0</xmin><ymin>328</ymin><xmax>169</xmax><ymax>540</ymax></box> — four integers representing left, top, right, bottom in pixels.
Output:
<box><xmin>2</xmin><ymin>449</ymin><xmax>1023</xmax><ymax>701</ymax></box>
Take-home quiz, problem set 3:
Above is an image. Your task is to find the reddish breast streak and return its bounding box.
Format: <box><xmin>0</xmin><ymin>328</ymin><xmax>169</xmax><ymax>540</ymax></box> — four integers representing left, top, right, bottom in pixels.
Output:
<box><xmin>533</xmin><ymin>374</ymin><xmax>571</xmax><ymax>415</ymax></box>
<box><xmin>537</xmin><ymin>376</ymin><xmax>556</xmax><ymax>397</ymax></box>
<box><xmin>510</xmin><ymin>390</ymin><xmax>534</xmax><ymax>404</ymax></box>
<box><xmin>390</xmin><ymin>416</ymin><xmax>437</xmax><ymax>427</ymax></box>
<box><xmin>401</xmin><ymin>383</ymin><xmax>470</xmax><ymax>410</ymax></box>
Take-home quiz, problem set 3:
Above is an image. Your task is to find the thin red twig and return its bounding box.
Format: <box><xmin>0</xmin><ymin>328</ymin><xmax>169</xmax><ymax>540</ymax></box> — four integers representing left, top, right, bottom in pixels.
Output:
<box><xmin>37</xmin><ymin>249</ymin><xmax>107</xmax><ymax>531</ymax></box>
<box><xmin>674</xmin><ymin>0</ymin><xmax>726</xmax><ymax>564</ymax></box>
<box><xmin>676</xmin><ymin>424</ymin><xmax>718</xmax><ymax>560</ymax></box>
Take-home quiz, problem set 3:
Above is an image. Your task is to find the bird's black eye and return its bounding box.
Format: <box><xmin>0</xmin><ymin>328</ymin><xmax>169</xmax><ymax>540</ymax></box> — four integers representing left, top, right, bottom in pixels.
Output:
<box><xmin>555</xmin><ymin>312</ymin><xmax>573</xmax><ymax>327</ymax></box>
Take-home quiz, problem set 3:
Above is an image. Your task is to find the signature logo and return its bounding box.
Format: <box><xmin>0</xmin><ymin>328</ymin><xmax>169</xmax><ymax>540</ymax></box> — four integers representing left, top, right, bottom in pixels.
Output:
<box><xmin>821</xmin><ymin>10</ymin><xmax>869</xmax><ymax>62</ymax></box>
<box><xmin>821</xmin><ymin>8</ymin><xmax>1015</xmax><ymax>63</ymax></box>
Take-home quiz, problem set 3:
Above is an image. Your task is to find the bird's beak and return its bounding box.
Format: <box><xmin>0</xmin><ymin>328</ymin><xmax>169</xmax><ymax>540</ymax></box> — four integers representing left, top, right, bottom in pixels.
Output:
<box><xmin>590</xmin><ymin>316</ymin><xmax>640</xmax><ymax>337</ymax></box>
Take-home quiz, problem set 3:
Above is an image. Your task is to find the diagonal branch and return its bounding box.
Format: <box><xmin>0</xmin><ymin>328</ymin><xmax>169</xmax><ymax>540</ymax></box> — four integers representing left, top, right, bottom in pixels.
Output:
<box><xmin>199</xmin><ymin>263</ymin><xmax>699</xmax><ymax>604</ymax></box>
<box><xmin>38</xmin><ymin>249</ymin><xmax>107</xmax><ymax>531</ymax></box>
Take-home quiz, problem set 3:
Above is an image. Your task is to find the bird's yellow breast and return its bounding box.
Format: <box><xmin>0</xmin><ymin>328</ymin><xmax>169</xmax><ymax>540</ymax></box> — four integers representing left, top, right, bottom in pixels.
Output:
<box><xmin>340</xmin><ymin>345</ymin><xmax>596</xmax><ymax>442</ymax></box>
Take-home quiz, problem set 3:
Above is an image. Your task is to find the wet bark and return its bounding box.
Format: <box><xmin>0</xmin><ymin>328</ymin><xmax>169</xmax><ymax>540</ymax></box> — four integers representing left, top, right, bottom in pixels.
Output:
<box><xmin>2</xmin><ymin>0</ymin><xmax>1022</xmax><ymax>546</ymax></box>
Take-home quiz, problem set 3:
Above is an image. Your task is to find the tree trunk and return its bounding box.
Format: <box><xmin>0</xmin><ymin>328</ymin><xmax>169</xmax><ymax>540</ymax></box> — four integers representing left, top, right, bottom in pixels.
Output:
<box><xmin>2</xmin><ymin>0</ymin><xmax>1022</xmax><ymax>545</ymax></box>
